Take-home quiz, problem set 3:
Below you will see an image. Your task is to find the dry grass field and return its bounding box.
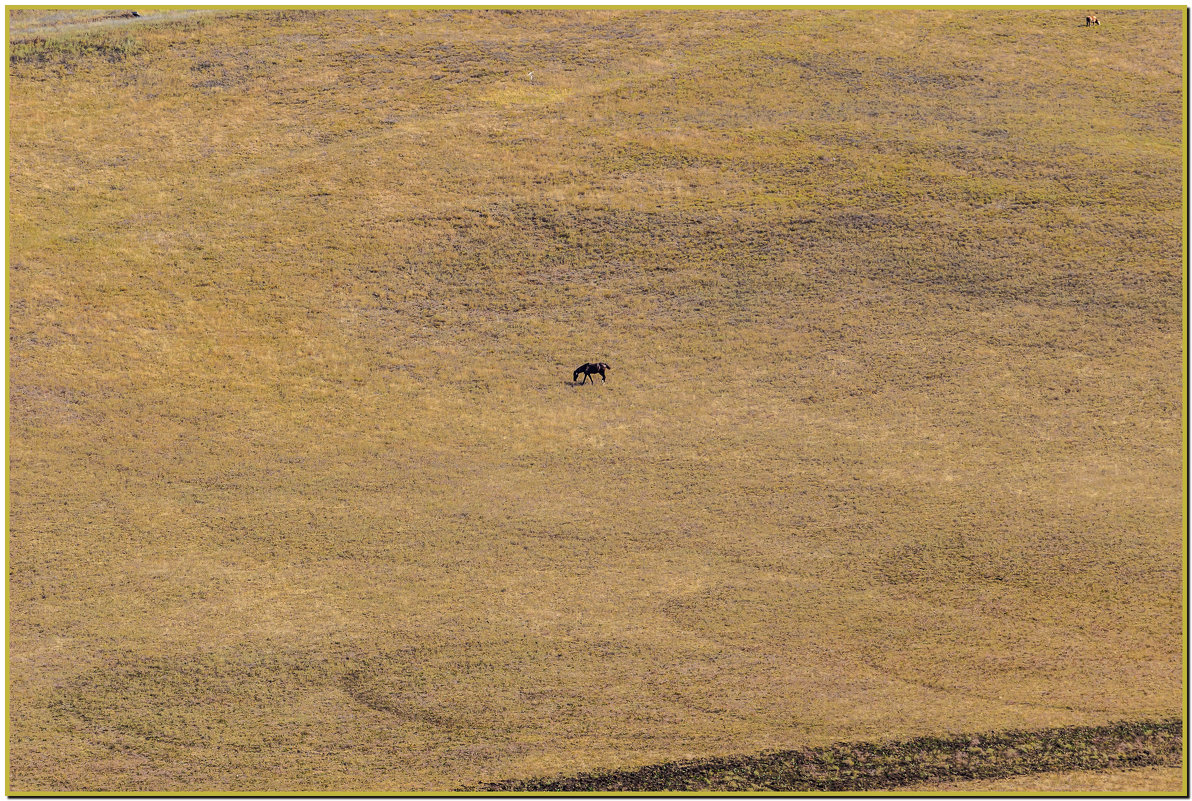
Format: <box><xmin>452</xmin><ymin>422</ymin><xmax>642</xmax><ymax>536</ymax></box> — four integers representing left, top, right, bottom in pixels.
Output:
<box><xmin>918</xmin><ymin>764</ymin><xmax>1186</xmax><ymax>794</ymax></box>
<box><xmin>6</xmin><ymin>7</ymin><xmax>1185</xmax><ymax>793</ymax></box>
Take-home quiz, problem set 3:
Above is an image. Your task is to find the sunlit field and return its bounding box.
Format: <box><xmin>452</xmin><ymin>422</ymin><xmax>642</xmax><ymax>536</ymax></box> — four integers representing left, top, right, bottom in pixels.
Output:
<box><xmin>6</xmin><ymin>8</ymin><xmax>1184</xmax><ymax>792</ymax></box>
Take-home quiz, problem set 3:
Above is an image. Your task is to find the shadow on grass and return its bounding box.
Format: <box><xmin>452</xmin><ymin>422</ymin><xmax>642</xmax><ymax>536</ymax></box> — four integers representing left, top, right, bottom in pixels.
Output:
<box><xmin>469</xmin><ymin>718</ymin><xmax>1182</xmax><ymax>792</ymax></box>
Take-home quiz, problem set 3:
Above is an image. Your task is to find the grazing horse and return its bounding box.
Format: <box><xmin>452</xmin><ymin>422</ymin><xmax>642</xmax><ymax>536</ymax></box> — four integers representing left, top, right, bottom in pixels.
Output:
<box><xmin>573</xmin><ymin>362</ymin><xmax>610</xmax><ymax>384</ymax></box>
<box><xmin>1085</xmin><ymin>14</ymin><xmax>1099</xmax><ymax>25</ymax></box>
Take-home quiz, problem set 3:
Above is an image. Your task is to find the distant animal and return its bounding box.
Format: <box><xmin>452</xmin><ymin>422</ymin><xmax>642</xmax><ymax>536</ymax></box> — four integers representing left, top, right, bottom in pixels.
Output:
<box><xmin>573</xmin><ymin>362</ymin><xmax>609</xmax><ymax>384</ymax></box>
<box><xmin>1085</xmin><ymin>14</ymin><xmax>1099</xmax><ymax>26</ymax></box>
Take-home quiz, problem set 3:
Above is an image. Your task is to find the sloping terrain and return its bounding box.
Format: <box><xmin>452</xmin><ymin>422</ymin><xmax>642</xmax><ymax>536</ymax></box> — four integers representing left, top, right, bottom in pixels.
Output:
<box><xmin>474</xmin><ymin>719</ymin><xmax>1183</xmax><ymax>792</ymax></box>
<box><xmin>6</xmin><ymin>8</ymin><xmax>1184</xmax><ymax>792</ymax></box>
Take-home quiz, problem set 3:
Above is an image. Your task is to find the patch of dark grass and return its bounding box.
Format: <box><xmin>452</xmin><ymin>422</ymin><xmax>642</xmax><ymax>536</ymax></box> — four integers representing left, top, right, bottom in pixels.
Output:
<box><xmin>9</xmin><ymin>32</ymin><xmax>142</xmax><ymax>68</ymax></box>
<box><xmin>472</xmin><ymin>719</ymin><xmax>1183</xmax><ymax>792</ymax></box>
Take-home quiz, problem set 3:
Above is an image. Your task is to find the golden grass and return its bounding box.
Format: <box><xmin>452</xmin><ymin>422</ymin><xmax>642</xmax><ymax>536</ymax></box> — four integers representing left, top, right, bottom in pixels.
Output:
<box><xmin>916</xmin><ymin>764</ymin><xmax>1187</xmax><ymax>794</ymax></box>
<box><xmin>6</xmin><ymin>7</ymin><xmax>1185</xmax><ymax>792</ymax></box>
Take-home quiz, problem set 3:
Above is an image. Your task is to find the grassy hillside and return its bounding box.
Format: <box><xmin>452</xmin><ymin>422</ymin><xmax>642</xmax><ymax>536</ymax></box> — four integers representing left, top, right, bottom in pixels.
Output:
<box><xmin>474</xmin><ymin>719</ymin><xmax>1184</xmax><ymax>792</ymax></box>
<box><xmin>6</xmin><ymin>8</ymin><xmax>1185</xmax><ymax>793</ymax></box>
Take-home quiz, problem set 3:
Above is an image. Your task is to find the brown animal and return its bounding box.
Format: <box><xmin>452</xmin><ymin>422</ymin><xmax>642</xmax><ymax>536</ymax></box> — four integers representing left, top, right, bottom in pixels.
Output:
<box><xmin>1085</xmin><ymin>14</ymin><xmax>1099</xmax><ymax>26</ymax></box>
<box><xmin>573</xmin><ymin>362</ymin><xmax>610</xmax><ymax>385</ymax></box>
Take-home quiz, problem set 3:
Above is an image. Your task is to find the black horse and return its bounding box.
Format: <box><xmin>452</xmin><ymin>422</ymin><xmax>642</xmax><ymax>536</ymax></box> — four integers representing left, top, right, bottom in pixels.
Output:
<box><xmin>573</xmin><ymin>362</ymin><xmax>610</xmax><ymax>384</ymax></box>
